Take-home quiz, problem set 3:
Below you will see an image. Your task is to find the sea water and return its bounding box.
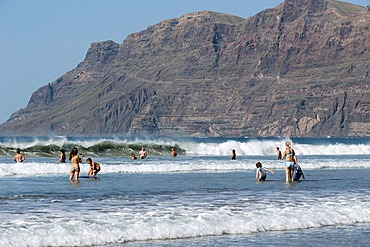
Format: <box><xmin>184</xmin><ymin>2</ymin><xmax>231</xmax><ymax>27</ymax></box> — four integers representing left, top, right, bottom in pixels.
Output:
<box><xmin>0</xmin><ymin>136</ymin><xmax>370</xmax><ymax>247</ymax></box>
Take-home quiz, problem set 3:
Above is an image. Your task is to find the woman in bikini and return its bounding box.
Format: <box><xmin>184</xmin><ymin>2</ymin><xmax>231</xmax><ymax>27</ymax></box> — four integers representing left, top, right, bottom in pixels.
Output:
<box><xmin>69</xmin><ymin>147</ymin><xmax>83</xmax><ymax>181</ymax></box>
<box><xmin>282</xmin><ymin>142</ymin><xmax>297</xmax><ymax>182</ymax></box>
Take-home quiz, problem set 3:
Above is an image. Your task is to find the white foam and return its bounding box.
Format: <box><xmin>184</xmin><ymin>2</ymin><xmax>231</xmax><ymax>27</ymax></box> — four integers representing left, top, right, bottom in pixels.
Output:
<box><xmin>1</xmin><ymin>137</ymin><xmax>370</xmax><ymax>156</ymax></box>
<box><xmin>0</xmin><ymin>192</ymin><xmax>369</xmax><ymax>246</ymax></box>
<box><xmin>1</xmin><ymin>156</ymin><xmax>370</xmax><ymax>177</ymax></box>
<box><xmin>182</xmin><ymin>139</ymin><xmax>370</xmax><ymax>156</ymax></box>
<box><xmin>0</xmin><ymin>162</ymin><xmax>89</xmax><ymax>177</ymax></box>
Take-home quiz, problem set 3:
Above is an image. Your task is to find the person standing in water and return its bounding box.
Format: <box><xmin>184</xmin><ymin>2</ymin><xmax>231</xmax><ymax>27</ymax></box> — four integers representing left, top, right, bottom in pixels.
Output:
<box><xmin>231</xmin><ymin>149</ymin><xmax>236</xmax><ymax>160</ymax></box>
<box><xmin>255</xmin><ymin>162</ymin><xmax>274</xmax><ymax>181</ymax></box>
<box><xmin>69</xmin><ymin>147</ymin><xmax>83</xmax><ymax>181</ymax></box>
<box><xmin>282</xmin><ymin>142</ymin><xmax>297</xmax><ymax>182</ymax></box>
<box><xmin>276</xmin><ymin>147</ymin><xmax>282</xmax><ymax>160</ymax></box>
<box><xmin>171</xmin><ymin>147</ymin><xmax>177</xmax><ymax>158</ymax></box>
<box><xmin>13</xmin><ymin>148</ymin><xmax>25</xmax><ymax>163</ymax></box>
<box><xmin>138</xmin><ymin>147</ymin><xmax>147</xmax><ymax>159</ymax></box>
<box><xmin>59</xmin><ymin>149</ymin><xmax>66</xmax><ymax>163</ymax></box>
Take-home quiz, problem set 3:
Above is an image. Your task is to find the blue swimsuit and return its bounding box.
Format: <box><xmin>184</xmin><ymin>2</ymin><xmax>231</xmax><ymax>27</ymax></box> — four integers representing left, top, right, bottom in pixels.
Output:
<box><xmin>285</xmin><ymin>151</ymin><xmax>295</xmax><ymax>168</ymax></box>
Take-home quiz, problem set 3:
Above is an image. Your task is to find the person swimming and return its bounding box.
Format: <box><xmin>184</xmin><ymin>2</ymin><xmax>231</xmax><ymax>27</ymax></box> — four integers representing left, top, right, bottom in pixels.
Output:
<box><xmin>130</xmin><ymin>152</ymin><xmax>137</xmax><ymax>160</ymax></box>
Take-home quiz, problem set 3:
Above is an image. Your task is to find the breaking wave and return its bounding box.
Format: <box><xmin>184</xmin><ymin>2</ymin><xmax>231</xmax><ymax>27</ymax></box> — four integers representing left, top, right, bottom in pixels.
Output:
<box><xmin>0</xmin><ymin>136</ymin><xmax>369</xmax><ymax>157</ymax></box>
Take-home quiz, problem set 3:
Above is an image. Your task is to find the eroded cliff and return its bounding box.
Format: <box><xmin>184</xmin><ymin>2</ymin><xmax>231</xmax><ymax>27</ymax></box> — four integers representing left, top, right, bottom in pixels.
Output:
<box><xmin>1</xmin><ymin>0</ymin><xmax>369</xmax><ymax>137</ymax></box>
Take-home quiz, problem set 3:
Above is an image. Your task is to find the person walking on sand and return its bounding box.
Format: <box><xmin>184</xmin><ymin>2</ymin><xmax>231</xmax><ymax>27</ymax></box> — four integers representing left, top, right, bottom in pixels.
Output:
<box><xmin>86</xmin><ymin>158</ymin><xmax>101</xmax><ymax>177</ymax></box>
<box><xmin>13</xmin><ymin>148</ymin><xmax>25</xmax><ymax>163</ymax></box>
<box><xmin>282</xmin><ymin>142</ymin><xmax>297</xmax><ymax>182</ymax></box>
<box><xmin>69</xmin><ymin>147</ymin><xmax>83</xmax><ymax>181</ymax></box>
<box><xmin>255</xmin><ymin>162</ymin><xmax>274</xmax><ymax>181</ymax></box>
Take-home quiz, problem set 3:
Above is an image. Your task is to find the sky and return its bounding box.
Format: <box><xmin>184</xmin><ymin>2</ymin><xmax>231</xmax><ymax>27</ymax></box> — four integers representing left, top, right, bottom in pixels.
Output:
<box><xmin>0</xmin><ymin>0</ymin><xmax>368</xmax><ymax>124</ymax></box>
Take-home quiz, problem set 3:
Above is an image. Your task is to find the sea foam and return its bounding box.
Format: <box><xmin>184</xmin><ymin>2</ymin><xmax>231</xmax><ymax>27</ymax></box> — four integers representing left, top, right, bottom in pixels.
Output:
<box><xmin>1</xmin><ymin>136</ymin><xmax>369</xmax><ymax>157</ymax></box>
<box><xmin>0</xmin><ymin>191</ymin><xmax>369</xmax><ymax>247</ymax></box>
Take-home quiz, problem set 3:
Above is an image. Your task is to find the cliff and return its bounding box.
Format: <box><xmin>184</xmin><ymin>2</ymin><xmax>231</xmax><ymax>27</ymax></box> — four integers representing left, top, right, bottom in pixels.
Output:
<box><xmin>1</xmin><ymin>0</ymin><xmax>369</xmax><ymax>137</ymax></box>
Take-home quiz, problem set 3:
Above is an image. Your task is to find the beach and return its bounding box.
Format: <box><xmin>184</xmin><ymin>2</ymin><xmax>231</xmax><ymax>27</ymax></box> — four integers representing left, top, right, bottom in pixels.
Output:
<box><xmin>0</xmin><ymin>137</ymin><xmax>369</xmax><ymax>246</ymax></box>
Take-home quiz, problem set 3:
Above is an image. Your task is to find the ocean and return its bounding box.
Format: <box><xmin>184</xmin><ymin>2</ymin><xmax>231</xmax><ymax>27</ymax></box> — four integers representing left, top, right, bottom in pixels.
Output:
<box><xmin>0</xmin><ymin>136</ymin><xmax>369</xmax><ymax>247</ymax></box>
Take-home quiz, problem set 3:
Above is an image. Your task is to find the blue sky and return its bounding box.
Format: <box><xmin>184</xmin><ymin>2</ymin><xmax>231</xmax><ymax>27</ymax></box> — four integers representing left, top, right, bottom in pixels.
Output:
<box><xmin>0</xmin><ymin>0</ymin><xmax>368</xmax><ymax>124</ymax></box>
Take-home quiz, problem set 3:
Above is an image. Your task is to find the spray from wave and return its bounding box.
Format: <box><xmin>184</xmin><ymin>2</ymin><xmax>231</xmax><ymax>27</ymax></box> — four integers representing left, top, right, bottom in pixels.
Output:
<box><xmin>0</xmin><ymin>136</ymin><xmax>369</xmax><ymax>157</ymax></box>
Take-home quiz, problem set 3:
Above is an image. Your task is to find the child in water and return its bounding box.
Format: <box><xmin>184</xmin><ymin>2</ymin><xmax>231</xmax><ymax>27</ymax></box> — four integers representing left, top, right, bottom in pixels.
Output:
<box><xmin>255</xmin><ymin>162</ymin><xmax>274</xmax><ymax>181</ymax></box>
<box><xmin>293</xmin><ymin>163</ymin><xmax>305</xmax><ymax>181</ymax></box>
<box><xmin>86</xmin><ymin>158</ymin><xmax>101</xmax><ymax>177</ymax></box>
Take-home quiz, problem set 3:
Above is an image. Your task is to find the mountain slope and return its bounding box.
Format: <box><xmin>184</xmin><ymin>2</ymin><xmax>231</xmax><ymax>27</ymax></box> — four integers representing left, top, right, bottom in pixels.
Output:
<box><xmin>1</xmin><ymin>0</ymin><xmax>369</xmax><ymax>137</ymax></box>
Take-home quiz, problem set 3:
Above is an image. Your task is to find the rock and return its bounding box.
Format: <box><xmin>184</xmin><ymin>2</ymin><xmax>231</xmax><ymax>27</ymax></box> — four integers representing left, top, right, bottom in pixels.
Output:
<box><xmin>1</xmin><ymin>0</ymin><xmax>369</xmax><ymax>137</ymax></box>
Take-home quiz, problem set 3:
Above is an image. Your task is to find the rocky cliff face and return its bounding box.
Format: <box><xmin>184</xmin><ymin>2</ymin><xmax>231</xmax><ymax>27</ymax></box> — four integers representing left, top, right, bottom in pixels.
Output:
<box><xmin>1</xmin><ymin>0</ymin><xmax>369</xmax><ymax>137</ymax></box>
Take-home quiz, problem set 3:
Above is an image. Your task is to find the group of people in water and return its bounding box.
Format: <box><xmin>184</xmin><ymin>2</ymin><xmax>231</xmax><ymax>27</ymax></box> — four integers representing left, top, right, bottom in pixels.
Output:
<box><xmin>231</xmin><ymin>142</ymin><xmax>305</xmax><ymax>182</ymax></box>
<box><xmin>13</xmin><ymin>147</ymin><xmax>100</xmax><ymax>181</ymax></box>
<box><xmin>14</xmin><ymin>146</ymin><xmax>177</xmax><ymax>181</ymax></box>
<box><xmin>130</xmin><ymin>147</ymin><xmax>148</xmax><ymax>160</ymax></box>
<box><xmin>130</xmin><ymin>147</ymin><xmax>177</xmax><ymax>159</ymax></box>
<box><xmin>14</xmin><ymin>142</ymin><xmax>304</xmax><ymax>182</ymax></box>
<box><xmin>61</xmin><ymin>146</ymin><xmax>178</xmax><ymax>180</ymax></box>
<box><xmin>278</xmin><ymin>141</ymin><xmax>305</xmax><ymax>182</ymax></box>
<box><xmin>58</xmin><ymin>147</ymin><xmax>101</xmax><ymax>181</ymax></box>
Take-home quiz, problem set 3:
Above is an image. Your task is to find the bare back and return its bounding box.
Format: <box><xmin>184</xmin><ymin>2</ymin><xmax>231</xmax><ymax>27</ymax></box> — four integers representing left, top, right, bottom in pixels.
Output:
<box><xmin>71</xmin><ymin>155</ymin><xmax>80</xmax><ymax>167</ymax></box>
<box><xmin>14</xmin><ymin>154</ymin><xmax>25</xmax><ymax>163</ymax></box>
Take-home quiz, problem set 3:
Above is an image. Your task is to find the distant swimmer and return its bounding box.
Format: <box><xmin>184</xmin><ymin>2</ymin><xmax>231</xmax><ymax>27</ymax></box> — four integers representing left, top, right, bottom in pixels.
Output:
<box><xmin>138</xmin><ymin>147</ymin><xmax>147</xmax><ymax>159</ymax></box>
<box><xmin>231</xmin><ymin>149</ymin><xmax>236</xmax><ymax>160</ymax></box>
<box><xmin>59</xmin><ymin>149</ymin><xmax>66</xmax><ymax>163</ymax></box>
<box><xmin>86</xmin><ymin>158</ymin><xmax>101</xmax><ymax>177</ymax></box>
<box><xmin>276</xmin><ymin>147</ymin><xmax>282</xmax><ymax>160</ymax></box>
<box><xmin>293</xmin><ymin>163</ymin><xmax>305</xmax><ymax>181</ymax></box>
<box><xmin>13</xmin><ymin>148</ymin><xmax>25</xmax><ymax>163</ymax></box>
<box><xmin>255</xmin><ymin>162</ymin><xmax>274</xmax><ymax>181</ymax></box>
<box><xmin>130</xmin><ymin>152</ymin><xmax>137</xmax><ymax>160</ymax></box>
<box><xmin>171</xmin><ymin>147</ymin><xmax>177</xmax><ymax>158</ymax></box>
<box><xmin>69</xmin><ymin>147</ymin><xmax>83</xmax><ymax>181</ymax></box>
<box><xmin>282</xmin><ymin>142</ymin><xmax>297</xmax><ymax>182</ymax></box>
